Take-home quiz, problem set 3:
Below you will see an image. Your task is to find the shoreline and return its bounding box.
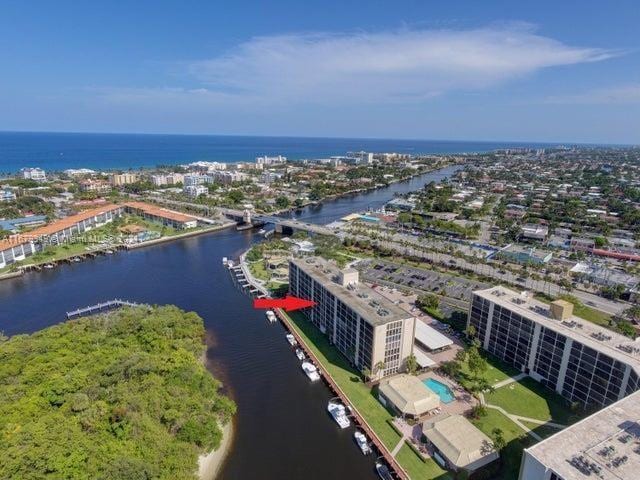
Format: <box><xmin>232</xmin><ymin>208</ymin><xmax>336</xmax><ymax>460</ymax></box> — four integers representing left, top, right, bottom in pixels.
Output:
<box><xmin>0</xmin><ymin>222</ymin><xmax>236</xmax><ymax>282</ymax></box>
<box><xmin>198</xmin><ymin>420</ymin><xmax>235</xmax><ymax>480</ymax></box>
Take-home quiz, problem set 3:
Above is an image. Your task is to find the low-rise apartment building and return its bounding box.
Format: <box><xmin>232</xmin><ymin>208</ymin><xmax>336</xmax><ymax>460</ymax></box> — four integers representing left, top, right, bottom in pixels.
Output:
<box><xmin>289</xmin><ymin>256</ymin><xmax>416</xmax><ymax>379</ymax></box>
<box><xmin>0</xmin><ymin>202</ymin><xmax>198</xmax><ymax>269</ymax></box>
<box><xmin>79</xmin><ymin>179</ymin><xmax>111</xmax><ymax>194</ymax></box>
<box><xmin>124</xmin><ymin>201</ymin><xmax>198</xmax><ymax>230</ymax></box>
<box><xmin>0</xmin><ymin>204</ymin><xmax>123</xmax><ymax>269</ymax></box>
<box><xmin>1</xmin><ymin>189</ymin><xmax>17</xmax><ymax>202</ymax></box>
<box><xmin>468</xmin><ymin>286</ymin><xmax>640</xmax><ymax>409</ymax></box>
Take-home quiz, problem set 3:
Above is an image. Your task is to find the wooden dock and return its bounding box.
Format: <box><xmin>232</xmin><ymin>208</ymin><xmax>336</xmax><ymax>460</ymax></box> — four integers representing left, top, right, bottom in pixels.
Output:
<box><xmin>66</xmin><ymin>299</ymin><xmax>145</xmax><ymax>319</ymax></box>
<box><xmin>274</xmin><ymin>309</ymin><xmax>410</xmax><ymax>480</ymax></box>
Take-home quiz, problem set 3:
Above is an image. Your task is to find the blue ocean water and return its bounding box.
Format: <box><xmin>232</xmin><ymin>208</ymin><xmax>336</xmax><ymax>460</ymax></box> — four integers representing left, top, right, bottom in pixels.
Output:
<box><xmin>0</xmin><ymin>131</ymin><xmax>558</xmax><ymax>173</ymax></box>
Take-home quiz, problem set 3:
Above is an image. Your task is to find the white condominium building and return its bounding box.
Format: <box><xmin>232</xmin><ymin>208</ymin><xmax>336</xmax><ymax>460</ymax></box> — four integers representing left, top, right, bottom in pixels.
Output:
<box><xmin>519</xmin><ymin>389</ymin><xmax>640</xmax><ymax>480</ymax></box>
<box><xmin>20</xmin><ymin>167</ymin><xmax>47</xmax><ymax>182</ymax></box>
<box><xmin>468</xmin><ymin>286</ymin><xmax>640</xmax><ymax>409</ymax></box>
<box><xmin>289</xmin><ymin>256</ymin><xmax>415</xmax><ymax>379</ymax></box>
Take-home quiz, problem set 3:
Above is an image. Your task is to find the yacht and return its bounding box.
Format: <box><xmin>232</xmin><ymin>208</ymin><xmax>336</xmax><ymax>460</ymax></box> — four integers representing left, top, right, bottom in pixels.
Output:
<box><xmin>222</xmin><ymin>256</ymin><xmax>228</xmax><ymax>265</ymax></box>
<box><xmin>295</xmin><ymin>348</ymin><xmax>305</xmax><ymax>361</ymax></box>
<box><xmin>301</xmin><ymin>362</ymin><xmax>320</xmax><ymax>381</ymax></box>
<box><xmin>327</xmin><ymin>401</ymin><xmax>350</xmax><ymax>429</ymax></box>
<box><xmin>285</xmin><ymin>333</ymin><xmax>297</xmax><ymax>346</ymax></box>
<box><xmin>258</xmin><ymin>229</ymin><xmax>266</xmax><ymax>235</ymax></box>
<box><xmin>265</xmin><ymin>310</ymin><xmax>277</xmax><ymax>323</ymax></box>
<box><xmin>354</xmin><ymin>431</ymin><xmax>372</xmax><ymax>455</ymax></box>
<box><xmin>375</xmin><ymin>461</ymin><xmax>393</xmax><ymax>480</ymax></box>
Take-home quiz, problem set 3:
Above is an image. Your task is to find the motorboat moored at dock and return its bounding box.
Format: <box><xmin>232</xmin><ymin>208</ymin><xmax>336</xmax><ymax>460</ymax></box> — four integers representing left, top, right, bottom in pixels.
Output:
<box><xmin>265</xmin><ymin>310</ymin><xmax>276</xmax><ymax>323</ymax></box>
<box><xmin>295</xmin><ymin>348</ymin><xmax>305</xmax><ymax>361</ymax></box>
<box><xmin>286</xmin><ymin>333</ymin><xmax>297</xmax><ymax>346</ymax></box>
<box><xmin>301</xmin><ymin>361</ymin><xmax>320</xmax><ymax>381</ymax></box>
<box><xmin>327</xmin><ymin>401</ymin><xmax>351</xmax><ymax>429</ymax></box>
<box><xmin>354</xmin><ymin>431</ymin><xmax>372</xmax><ymax>455</ymax></box>
<box><xmin>375</xmin><ymin>461</ymin><xmax>393</xmax><ymax>480</ymax></box>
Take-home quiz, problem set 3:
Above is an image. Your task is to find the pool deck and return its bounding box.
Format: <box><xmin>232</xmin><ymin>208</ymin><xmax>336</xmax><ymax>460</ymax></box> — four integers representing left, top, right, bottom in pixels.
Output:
<box><xmin>417</xmin><ymin>372</ymin><xmax>477</xmax><ymax>417</ymax></box>
<box><xmin>392</xmin><ymin>373</ymin><xmax>478</xmax><ymax>463</ymax></box>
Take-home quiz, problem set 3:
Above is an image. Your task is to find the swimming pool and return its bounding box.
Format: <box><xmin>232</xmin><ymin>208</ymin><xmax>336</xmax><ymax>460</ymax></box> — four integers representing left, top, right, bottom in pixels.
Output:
<box><xmin>423</xmin><ymin>378</ymin><xmax>455</xmax><ymax>404</ymax></box>
<box><xmin>358</xmin><ymin>215</ymin><xmax>380</xmax><ymax>222</ymax></box>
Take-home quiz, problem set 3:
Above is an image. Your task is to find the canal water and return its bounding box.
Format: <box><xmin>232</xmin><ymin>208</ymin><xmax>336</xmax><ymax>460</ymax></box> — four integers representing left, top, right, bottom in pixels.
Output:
<box><xmin>0</xmin><ymin>165</ymin><xmax>459</xmax><ymax>480</ymax></box>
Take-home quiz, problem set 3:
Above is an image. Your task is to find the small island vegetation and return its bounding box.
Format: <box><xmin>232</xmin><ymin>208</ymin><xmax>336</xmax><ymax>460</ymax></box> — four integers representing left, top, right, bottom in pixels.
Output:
<box><xmin>0</xmin><ymin>305</ymin><xmax>235</xmax><ymax>480</ymax></box>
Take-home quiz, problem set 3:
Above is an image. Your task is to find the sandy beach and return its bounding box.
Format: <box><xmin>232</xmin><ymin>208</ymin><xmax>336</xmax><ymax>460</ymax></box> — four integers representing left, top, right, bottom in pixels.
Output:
<box><xmin>198</xmin><ymin>421</ymin><xmax>234</xmax><ymax>480</ymax></box>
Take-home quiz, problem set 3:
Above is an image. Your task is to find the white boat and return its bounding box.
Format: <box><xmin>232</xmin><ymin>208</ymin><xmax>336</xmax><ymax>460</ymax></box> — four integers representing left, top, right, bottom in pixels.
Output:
<box><xmin>375</xmin><ymin>462</ymin><xmax>393</xmax><ymax>480</ymax></box>
<box><xmin>354</xmin><ymin>431</ymin><xmax>372</xmax><ymax>455</ymax></box>
<box><xmin>105</xmin><ymin>249</ymin><xmax>114</xmax><ymax>254</ymax></box>
<box><xmin>265</xmin><ymin>310</ymin><xmax>277</xmax><ymax>323</ymax></box>
<box><xmin>227</xmin><ymin>260</ymin><xmax>234</xmax><ymax>269</ymax></box>
<box><xmin>43</xmin><ymin>264</ymin><xmax>55</xmax><ymax>269</ymax></box>
<box><xmin>327</xmin><ymin>401</ymin><xmax>351</xmax><ymax>429</ymax></box>
<box><xmin>258</xmin><ymin>229</ymin><xmax>266</xmax><ymax>235</ymax></box>
<box><xmin>295</xmin><ymin>348</ymin><xmax>305</xmax><ymax>361</ymax></box>
<box><xmin>72</xmin><ymin>257</ymin><xmax>82</xmax><ymax>263</ymax></box>
<box><xmin>222</xmin><ymin>256</ymin><xmax>228</xmax><ymax>265</ymax></box>
<box><xmin>286</xmin><ymin>333</ymin><xmax>297</xmax><ymax>346</ymax></box>
<box><xmin>301</xmin><ymin>362</ymin><xmax>320</xmax><ymax>381</ymax></box>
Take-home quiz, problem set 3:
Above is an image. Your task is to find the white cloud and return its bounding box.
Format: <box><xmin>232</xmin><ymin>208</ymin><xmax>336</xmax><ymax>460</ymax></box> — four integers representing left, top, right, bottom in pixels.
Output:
<box><xmin>545</xmin><ymin>84</ymin><xmax>640</xmax><ymax>104</ymax></box>
<box><xmin>183</xmin><ymin>25</ymin><xmax>617</xmax><ymax>104</ymax></box>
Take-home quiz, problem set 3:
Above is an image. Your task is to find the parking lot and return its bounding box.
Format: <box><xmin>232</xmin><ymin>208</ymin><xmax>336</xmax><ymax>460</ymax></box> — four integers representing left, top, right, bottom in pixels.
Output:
<box><xmin>358</xmin><ymin>258</ymin><xmax>488</xmax><ymax>305</ymax></box>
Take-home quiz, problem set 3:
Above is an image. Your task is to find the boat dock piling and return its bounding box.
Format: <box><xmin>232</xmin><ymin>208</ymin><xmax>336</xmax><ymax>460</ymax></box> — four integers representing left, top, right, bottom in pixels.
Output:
<box><xmin>274</xmin><ymin>309</ymin><xmax>410</xmax><ymax>480</ymax></box>
<box><xmin>225</xmin><ymin>254</ymin><xmax>269</xmax><ymax>298</ymax></box>
<box><xmin>66</xmin><ymin>299</ymin><xmax>145</xmax><ymax>319</ymax></box>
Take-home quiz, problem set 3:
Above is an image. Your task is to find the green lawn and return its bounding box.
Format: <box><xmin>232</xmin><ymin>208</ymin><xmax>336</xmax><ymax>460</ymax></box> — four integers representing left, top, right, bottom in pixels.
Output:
<box><xmin>286</xmin><ymin>311</ymin><xmax>402</xmax><ymax>450</ymax></box>
<box><xmin>485</xmin><ymin>377</ymin><xmax>574</xmax><ymax>424</ymax></box>
<box><xmin>248</xmin><ymin>260</ymin><xmax>269</xmax><ymax>281</ymax></box>
<box><xmin>520</xmin><ymin>421</ymin><xmax>564</xmax><ymax>440</ymax></box>
<box><xmin>286</xmin><ymin>311</ymin><xmax>448</xmax><ymax>479</ymax></box>
<box><xmin>471</xmin><ymin>409</ymin><xmax>533</xmax><ymax>480</ymax></box>
<box><xmin>458</xmin><ymin>353</ymin><xmax>519</xmax><ymax>388</ymax></box>
<box><xmin>395</xmin><ymin>443</ymin><xmax>451</xmax><ymax>480</ymax></box>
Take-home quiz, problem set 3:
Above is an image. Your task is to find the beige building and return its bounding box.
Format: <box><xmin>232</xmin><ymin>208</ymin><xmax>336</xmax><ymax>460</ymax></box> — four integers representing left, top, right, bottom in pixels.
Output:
<box><xmin>378</xmin><ymin>374</ymin><xmax>439</xmax><ymax>418</ymax></box>
<box><xmin>110</xmin><ymin>173</ymin><xmax>138</xmax><ymax>186</ymax></box>
<box><xmin>423</xmin><ymin>414</ymin><xmax>499</xmax><ymax>473</ymax></box>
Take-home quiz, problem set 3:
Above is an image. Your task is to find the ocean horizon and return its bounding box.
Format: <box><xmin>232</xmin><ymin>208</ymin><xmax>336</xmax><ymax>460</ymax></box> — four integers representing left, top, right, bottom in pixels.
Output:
<box><xmin>0</xmin><ymin>130</ymin><xmax>604</xmax><ymax>173</ymax></box>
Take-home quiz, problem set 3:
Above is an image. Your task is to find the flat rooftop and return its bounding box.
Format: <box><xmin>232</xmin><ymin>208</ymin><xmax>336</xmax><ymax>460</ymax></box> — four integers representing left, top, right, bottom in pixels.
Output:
<box><xmin>291</xmin><ymin>256</ymin><xmax>411</xmax><ymax>326</ymax></box>
<box><xmin>525</xmin><ymin>390</ymin><xmax>640</xmax><ymax>480</ymax></box>
<box><xmin>474</xmin><ymin>286</ymin><xmax>640</xmax><ymax>372</ymax></box>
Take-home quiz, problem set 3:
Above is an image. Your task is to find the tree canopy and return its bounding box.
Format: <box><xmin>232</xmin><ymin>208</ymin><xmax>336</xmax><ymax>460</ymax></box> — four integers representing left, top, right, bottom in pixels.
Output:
<box><xmin>0</xmin><ymin>306</ymin><xmax>235</xmax><ymax>480</ymax></box>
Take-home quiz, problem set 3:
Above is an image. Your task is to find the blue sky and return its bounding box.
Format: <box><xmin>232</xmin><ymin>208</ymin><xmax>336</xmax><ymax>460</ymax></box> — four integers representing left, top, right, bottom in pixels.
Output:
<box><xmin>0</xmin><ymin>1</ymin><xmax>638</xmax><ymax>143</ymax></box>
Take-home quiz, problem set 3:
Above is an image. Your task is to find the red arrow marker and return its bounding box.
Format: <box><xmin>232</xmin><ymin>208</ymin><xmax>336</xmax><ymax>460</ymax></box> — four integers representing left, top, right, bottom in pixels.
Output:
<box><xmin>253</xmin><ymin>294</ymin><xmax>317</xmax><ymax>312</ymax></box>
